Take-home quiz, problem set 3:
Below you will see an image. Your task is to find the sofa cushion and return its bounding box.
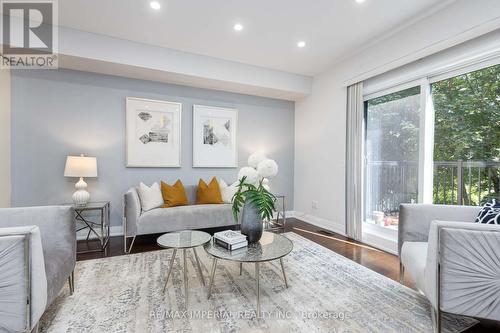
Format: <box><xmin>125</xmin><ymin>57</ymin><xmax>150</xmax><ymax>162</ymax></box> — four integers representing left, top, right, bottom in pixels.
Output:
<box><xmin>137</xmin><ymin>182</ymin><xmax>163</xmax><ymax>212</ymax></box>
<box><xmin>219</xmin><ymin>178</ymin><xmax>238</xmax><ymax>204</ymax></box>
<box><xmin>161</xmin><ymin>180</ymin><xmax>188</xmax><ymax>208</ymax></box>
<box><xmin>137</xmin><ymin>204</ymin><xmax>234</xmax><ymax>235</ymax></box>
<box><xmin>401</xmin><ymin>241</ymin><xmax>428</xmax><ymax>293</ymax></box>
<box><xmin>196</xmin><ymin>177</ymin><xmax>223</xmax><ymax>204</ymax></box>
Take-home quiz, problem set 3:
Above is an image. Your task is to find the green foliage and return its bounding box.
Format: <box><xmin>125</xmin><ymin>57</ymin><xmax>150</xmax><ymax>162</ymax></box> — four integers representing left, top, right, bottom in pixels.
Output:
<box><xmin>231</xmin><ymin>176</ymin><xmax>277</xmax><ymax>222</ymax></box>
<box><xmin>365</xmin><ymin>64</ymin><xmax>499</xmax><ymax>212</ymax></box>
<box><xmin>366</xmin><ymin>86</ymin><xmax>421</xmax><ymax>162</ymax></box>
<box><xmin>432</xmin><ymin>64</ymin><xmax>500</xmax><ymax>204</ymax></box>
<box><xmin>432</xmin><ymin>64</ymin><xmax>500</xmax><ymax>162</ymax></box>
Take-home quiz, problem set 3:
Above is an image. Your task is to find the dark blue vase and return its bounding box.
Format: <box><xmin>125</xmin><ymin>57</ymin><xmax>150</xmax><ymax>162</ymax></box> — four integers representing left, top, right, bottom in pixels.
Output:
<box><xmin>240</xmin><ymin>200</ymin><xmax>263</xmax><ymax>243</ymax></box>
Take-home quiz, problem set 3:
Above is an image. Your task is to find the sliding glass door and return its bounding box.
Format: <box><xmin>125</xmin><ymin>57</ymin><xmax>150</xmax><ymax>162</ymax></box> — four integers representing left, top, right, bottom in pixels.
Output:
<box><xmin>432</xmin><ymin>64</ymin><xmax>500</xmax><ymax>205</ymax></box>
<box><xmin>364</xmin><ymin>86</ymin><xmax>421</xmax><ymax>230</ymax></box>
<box><xmin>361</xmin><ymin>63</ymin><xmax>499</xmax><ymax>252</ymax></box>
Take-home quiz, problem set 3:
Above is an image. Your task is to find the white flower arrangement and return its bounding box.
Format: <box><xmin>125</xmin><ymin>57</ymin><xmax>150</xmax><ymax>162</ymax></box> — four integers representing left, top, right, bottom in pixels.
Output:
<box><xmin>248</xmin><ymin>152</ymin><xmax>266</xmax><ymax>168</ymax></box>
<box><xmin>238</xmin><ymin>153</ymin><xmax>278</xmax><ymax>190</ymax></box>
<box><xmin>238</xmin><ymin>166</ymin><xmax>260</xmax><ymax>185</ymax></box>
<box><xmin>257</xmin><ymin>159</ymin><xmax>278</xmax><ymax>178</ymax></box>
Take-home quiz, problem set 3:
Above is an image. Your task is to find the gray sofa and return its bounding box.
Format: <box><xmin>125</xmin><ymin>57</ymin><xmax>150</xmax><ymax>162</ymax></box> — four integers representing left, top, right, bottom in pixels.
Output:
<box><xmin>399</xmin><ymin>204</ymin><xmax>500</xmax><ymax>332</ymax></box>
<box><xmin>123</xmin><ymin>185</ymin><xmax>236</xmax><ymax>253</ymax></box>
<box><xmin>0</xmin><ymin>206</ymin><xmax>76</xmax><ymax>333</ymax></box>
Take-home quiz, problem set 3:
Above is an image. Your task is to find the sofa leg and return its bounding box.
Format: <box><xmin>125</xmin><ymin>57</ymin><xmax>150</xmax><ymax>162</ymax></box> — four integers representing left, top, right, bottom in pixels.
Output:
<box><xmin>68</xmin><ymin>270</ymin><xmax>75</xmax><ymax>295</ymax></box>
<box><xmin>431</xmin><ymin>306</ymin><xmax>441</xmax><ymax>333</ymax></box>
<box><xmin>124</xmin><ymin>236</ymin><xmax>136</xmax><ymax>254</ymax></box>
<box><xmin>31</xmin><ymin>323</ymin><xmax>39</xmax><ymax>333</ymax></box>
<box><xmin>399</xmin><ymin>261</ymin><xmax>405</xmax><ymax>285</ymax></box>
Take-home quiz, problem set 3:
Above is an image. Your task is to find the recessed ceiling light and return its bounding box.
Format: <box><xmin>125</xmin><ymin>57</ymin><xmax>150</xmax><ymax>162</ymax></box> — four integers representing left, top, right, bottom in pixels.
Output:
<box><xmin>233</xmin><ymin>23</ymin><xmax>243</xmax><ymax>31</ymax></box>
<box><xmin>150</xmin><ymin>1</ymin><xmax>161</xmax><ymax>10</ymax></box>
<box><xmin>355</xmin><ymin>0</ymin><xmax>366</xmax><ymax>3</ymax></box>
<box><xmin>297</xmin><ymin>41</ymin><xmax>306</xmax><ymax>48</ymax></box>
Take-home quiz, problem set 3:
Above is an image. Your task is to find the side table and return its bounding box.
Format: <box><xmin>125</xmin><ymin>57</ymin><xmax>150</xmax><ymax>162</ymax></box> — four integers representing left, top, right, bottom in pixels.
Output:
<box><xmin>264</xmin><ymin>195</ymin><xmax>286</xmax><ymax>232</ymax></box>
<box><xmin>70</xmin><ymin>201</ymin><xmax>111</xmax><ymax>254</ymax></box>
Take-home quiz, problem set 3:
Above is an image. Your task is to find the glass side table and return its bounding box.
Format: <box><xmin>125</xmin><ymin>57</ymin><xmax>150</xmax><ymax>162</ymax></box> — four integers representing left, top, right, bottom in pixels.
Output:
<box><xmin>264</xmin><ymin>195</ymin><xmax>286</xmax><ymax>233</ymax></box>
<box><xmin>68</xmin><ymin>201</ymin><xmax>111</xmax><ymax>254</ymax></box>
<box><xmin>204</xmin><ymin>231</ymin><xmax>293</xmax><ymax>313</ymax></box>
<box><xmin>157</xmin><ymin>230</ymin><xmax>212</xmax><ymax>305</ymax></box>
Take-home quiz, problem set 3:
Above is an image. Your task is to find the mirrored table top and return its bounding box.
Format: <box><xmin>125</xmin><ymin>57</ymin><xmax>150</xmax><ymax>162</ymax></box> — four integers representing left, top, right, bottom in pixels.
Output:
<box><xmin>157</xmin><ymin>230</ymin><xmax>211</xmax><ymax>249</ymax></box>
<box><xmin>204</xmin><ymin>231</ymin><xmax>293</xmax><ymax>262</ymax></box>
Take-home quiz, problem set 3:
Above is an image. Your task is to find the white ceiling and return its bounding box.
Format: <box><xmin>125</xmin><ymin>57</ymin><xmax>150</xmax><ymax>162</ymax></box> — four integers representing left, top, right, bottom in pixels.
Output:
<box><xmin>59</xmin><ymin>0</ymin><xmax>449</xmax><ymax>76</ymax></box>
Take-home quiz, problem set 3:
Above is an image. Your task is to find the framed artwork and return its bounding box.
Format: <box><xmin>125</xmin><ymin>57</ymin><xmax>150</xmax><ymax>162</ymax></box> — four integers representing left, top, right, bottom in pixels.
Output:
<box><xmin>193</xmin><ymin>105</ymin><xmax>238</xmax><ymax>168</ymax></box>
<box><xmin>126</xmin><ymin>97</ymin><xmax>182</xmax><ymax>167</ymax></box>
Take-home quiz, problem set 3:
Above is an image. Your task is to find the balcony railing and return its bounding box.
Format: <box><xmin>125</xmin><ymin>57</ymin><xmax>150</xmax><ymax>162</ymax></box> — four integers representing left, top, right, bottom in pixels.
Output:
<box><xmin>434</xmin><ymin>160</ymin><xmax>500</xmax><ymax>206</ymax></box>
<box><xmin>365</xmin><ymin>160</ymin><xmax>500</xmax><ymax>222</ymax></box>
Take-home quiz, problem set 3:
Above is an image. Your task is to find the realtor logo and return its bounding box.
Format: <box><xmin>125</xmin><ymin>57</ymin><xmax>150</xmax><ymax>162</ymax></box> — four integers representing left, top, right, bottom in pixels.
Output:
<box><xmin>1</xmin><ymin>0</ymin><xmax>58</xmax><ymax>68</ymax></box>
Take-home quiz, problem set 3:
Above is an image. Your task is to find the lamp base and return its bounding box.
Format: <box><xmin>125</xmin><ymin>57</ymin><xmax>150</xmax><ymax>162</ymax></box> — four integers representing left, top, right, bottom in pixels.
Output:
<box><xmin>72</xmin><ymin>177</ymin><xmax>90</xmax><ymax>206</ymax></box>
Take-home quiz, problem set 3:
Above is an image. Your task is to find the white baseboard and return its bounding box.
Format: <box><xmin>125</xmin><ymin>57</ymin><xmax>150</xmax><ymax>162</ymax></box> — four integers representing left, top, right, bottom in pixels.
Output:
<box><xmin>290</xmin><ymin>211</ymin><xmax>346</xmax><ymax>236</ymax></box>
<box><xmin>76</xmin><ymin>212</ymin><xmax>398</xmax><ymax>255</ymax></box>
<box><xmin>290</xmin><ymin>212</ymin><xmax>399</xmax><ymax>255</ymax></box>
<box><xmin>76</xmin><ymin>211</ymin><xmax>298</xmax><ymax>241</ymax></box>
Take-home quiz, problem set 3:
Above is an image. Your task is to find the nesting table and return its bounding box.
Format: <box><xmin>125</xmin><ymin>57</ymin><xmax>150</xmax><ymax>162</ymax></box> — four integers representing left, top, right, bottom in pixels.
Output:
<box><xmin>204</xmin><ymin>231</ymin><xmax>293</xmax><ymax>313</ymax></box>
<box><xmin>157</xmin><ymin>230</ymin><xmax>211</xmax><ymax>304</ymax></box>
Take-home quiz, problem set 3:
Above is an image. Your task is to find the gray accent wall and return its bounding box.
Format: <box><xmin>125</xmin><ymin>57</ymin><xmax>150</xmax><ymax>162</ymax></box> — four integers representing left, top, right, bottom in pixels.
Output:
<box><xmin>11</xmin><ymin>69</ymin><xmax>294</xmax><ymax>227</ymax></box>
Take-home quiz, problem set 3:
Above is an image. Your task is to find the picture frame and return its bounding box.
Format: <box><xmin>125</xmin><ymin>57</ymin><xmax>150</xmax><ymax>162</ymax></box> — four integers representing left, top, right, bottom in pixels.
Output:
<box><xmin>192</xmin><ymin>105</ymin><xmax>238</xmax><ymax>168</ymax></box>
<box><xmin>126</xmin><ymin>97</ymin><xmax>182</xmax><ymax>167</ymax></box>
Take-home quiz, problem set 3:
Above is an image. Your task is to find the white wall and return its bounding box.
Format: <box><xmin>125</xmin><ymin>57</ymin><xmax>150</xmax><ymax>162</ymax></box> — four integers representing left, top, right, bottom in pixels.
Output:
<box><xmin>294</xmin><ymin>0</ymin><xmax>500</xmax><ymax>235</ymax></box>
<box><xmin>0</xmin><ymin>69</ymin><xmax>11</xmax><ymax>207</ymax></box>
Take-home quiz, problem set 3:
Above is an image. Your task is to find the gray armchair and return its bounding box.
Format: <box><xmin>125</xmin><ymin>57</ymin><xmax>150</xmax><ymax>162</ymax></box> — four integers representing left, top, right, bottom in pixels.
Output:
<box><xmin>399</xmin><ymin>204</ymin><xmax>500</xmax><ymax>333</ymax></box>
<box><xmin>0</xmin><ymin>206</ymin><xmax>76</xmax><ymax>333</ymax></box>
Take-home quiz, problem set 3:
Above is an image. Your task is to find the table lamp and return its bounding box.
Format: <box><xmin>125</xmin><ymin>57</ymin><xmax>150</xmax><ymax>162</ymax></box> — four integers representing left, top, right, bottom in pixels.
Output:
<box><xmin>64</xmin><ymin>154</ymin><xmax>98</xmax><ymax>206</ymax></box>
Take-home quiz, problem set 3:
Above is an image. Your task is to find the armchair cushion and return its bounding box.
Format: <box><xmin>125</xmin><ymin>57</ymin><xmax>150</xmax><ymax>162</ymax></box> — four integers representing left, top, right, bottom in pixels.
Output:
<box><xmin>400</xmin><ymin>241</ymin><xmax>427</xmax><ymax>293</ymax></box>
<box><xmin>398</xmin><ymin>204</ymin><xmax>481</xmax><ymax>255</ymax></box>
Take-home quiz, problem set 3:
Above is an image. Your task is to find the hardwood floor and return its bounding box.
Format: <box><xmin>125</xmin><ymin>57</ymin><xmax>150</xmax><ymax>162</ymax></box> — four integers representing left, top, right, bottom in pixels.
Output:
<box><xmin>77</xmin><ymin>218</ymin><xmax>500</xmax><ymax>332</ymax></box>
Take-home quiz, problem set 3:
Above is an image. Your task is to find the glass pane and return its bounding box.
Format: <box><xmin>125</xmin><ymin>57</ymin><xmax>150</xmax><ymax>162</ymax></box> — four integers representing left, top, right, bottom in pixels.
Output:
<box><xmin>432</xmin><ymin>64</ymin><xmax>500</xmax><ymax>205</ymax></box>
<box><xmin>364</xmin><ymin>86</ymin><xmax>421</xmax><ymax>229</ymax></box>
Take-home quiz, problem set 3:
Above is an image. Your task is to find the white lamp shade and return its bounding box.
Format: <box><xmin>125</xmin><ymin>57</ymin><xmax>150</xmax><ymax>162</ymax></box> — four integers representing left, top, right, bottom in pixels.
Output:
<box><xmin>64</xmin><ymin>155</ymin><xmax>98</xmax><ymax>178</ymax></box>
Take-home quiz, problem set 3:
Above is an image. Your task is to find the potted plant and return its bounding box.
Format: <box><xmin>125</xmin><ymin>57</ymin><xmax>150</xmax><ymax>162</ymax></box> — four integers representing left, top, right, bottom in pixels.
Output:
<box><xmin>232</xmin><ymin>177</ymin><xmax>276</xmax><ymax>242</ymax></box>
<box><xmin>231</xmin><ymin>155</ymin><xmax>279</xmax><ymax>243</ymax></box>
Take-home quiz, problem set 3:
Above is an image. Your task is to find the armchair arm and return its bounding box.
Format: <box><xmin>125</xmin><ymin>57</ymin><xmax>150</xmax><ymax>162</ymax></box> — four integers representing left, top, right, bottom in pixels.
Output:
<box><xmin>0</xmin><ymin>206</ymin><xmax>75</xmax><ymax>305</ymax></box>
<box><xmin>0</xmin><ymin>226</ymin><xmax>47</xmax><ymax>332</ymax></box>
<box><xmin>424</xmin><ymin>220</ymin><xmax>500</xmax><ymax>321</ymax></box>
<box><xmin>398</xmin><ymin>204</ymin><xmax>481</xmax><ymax>256</ymax></box>
<box><xmin>123</xmin><ymin>189</ymin><xmax>141</xmax><ymax>237</ymax></box>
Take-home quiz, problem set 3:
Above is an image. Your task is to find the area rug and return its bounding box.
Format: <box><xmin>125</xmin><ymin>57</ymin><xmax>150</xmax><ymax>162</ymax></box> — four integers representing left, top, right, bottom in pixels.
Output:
<box><xmin>40</xmin><ymin>232</ymin><xmax>477</xmax><ymax>333</ymax></box>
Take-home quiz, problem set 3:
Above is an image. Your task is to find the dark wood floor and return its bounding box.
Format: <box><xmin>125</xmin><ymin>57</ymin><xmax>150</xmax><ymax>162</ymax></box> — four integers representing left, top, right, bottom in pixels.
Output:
<box><xmin>77</xmin><ymin>218</ymin><xmax>500</xmax><ymax>332</ymax></box>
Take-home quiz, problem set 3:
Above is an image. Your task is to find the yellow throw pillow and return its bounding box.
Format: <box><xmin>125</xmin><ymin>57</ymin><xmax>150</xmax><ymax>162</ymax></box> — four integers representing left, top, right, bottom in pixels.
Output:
<box><xmin>161</xmin><ymin>180</ymin><xmax>189</xmax><ymax>208</ymax></box>
<box><xmin>196</xmin><ymin>177</ymin><xmax>223</xmax><ymax>204</ymax></box>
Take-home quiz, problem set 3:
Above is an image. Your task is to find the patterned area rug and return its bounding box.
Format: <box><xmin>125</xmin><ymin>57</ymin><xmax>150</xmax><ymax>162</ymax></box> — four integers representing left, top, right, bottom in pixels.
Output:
<box><xmin>40</xmin><ymin>232</ymin><xmax>477</xmax><ymax>333</ymax></box>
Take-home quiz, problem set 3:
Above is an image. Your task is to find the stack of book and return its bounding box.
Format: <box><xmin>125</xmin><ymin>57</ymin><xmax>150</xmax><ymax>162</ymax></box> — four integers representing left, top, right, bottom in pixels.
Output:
<box><xmin>213</xmin><ymin>230</ymin><xmax>248</xmax><ymax>251</ymax></box>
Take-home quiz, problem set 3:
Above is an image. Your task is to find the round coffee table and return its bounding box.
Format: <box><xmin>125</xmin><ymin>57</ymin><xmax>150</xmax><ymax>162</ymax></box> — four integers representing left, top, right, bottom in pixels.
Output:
<box><xmin>204</xmin><ymin>231</ymin><xmax>293</xmax><ymax>313</ymax></box>
<box><xmin>157</xmin><ymin>230</ymin><xmax>211</xmax><ymax>304</ymax></box>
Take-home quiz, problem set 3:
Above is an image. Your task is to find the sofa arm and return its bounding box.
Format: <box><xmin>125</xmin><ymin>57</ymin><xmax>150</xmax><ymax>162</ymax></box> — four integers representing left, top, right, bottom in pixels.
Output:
<box><xmin>0</xmin><ymin>206</ymin><xmax>75</xmax><ymax>305</ymax></box>
<box><xmin>0</xmin><ymin>226</ymin><xmax>47</xmax><ymax>332</ymax></box>
<box><xmin>123</xmin><ymin>189</ymin><xmax>141</xmax><ymax>237</ymax></box>
<box><xmin>424</xmin><ymin>220</ymin><xmax>500</xmax><ymax>320</ymax></box>
<box><xmin>398</xmin><ymin>204</ymin><xmax>481</xmax><ymax>256</ymax></box>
